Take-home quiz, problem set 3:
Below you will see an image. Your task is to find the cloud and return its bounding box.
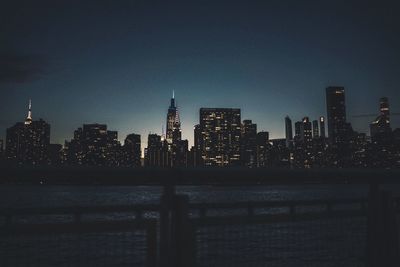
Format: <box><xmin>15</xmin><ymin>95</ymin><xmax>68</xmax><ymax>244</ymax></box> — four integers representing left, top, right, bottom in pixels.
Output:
<box><xmin>0</xmin><ymin>52</ymin><xmax>48</xmax><ymax>84</ymax></box>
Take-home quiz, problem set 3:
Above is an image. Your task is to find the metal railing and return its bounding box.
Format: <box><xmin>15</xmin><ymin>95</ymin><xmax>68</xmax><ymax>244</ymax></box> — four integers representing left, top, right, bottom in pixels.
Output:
<box><xmin>0</xmin><ymin>167</ymin><xmax>400</xmax><ymax>266</ymax></box>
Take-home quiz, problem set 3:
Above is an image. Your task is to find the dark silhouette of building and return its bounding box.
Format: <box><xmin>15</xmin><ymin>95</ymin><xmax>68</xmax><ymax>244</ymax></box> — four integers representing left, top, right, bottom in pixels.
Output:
<box><xmin>326</xmin><ymin>86</ymin><xmax>348</xmax><ymax>145</ymax></box>
<box><xmin>294</xmin><ymin>121</ymin><xmax>301</xmax><ymax>140</ymax></box>
<box><xmin>123</xmin><ymin>133</ymin><xmax>141</xmax><ymax>167</ymax></box>
<box><xmin>48</xmin><ymin>144</ymin><xmax>62</xmax><ymax>166</ymax></box>
<box><xmin>256</xmin><ymin>131</ymin><xmax>269</xmax><ymax>167</ymax></box>
<box><xmin>144</xmin><ymin>133</ymin><xmax>171</xmax><ymax>167</ymax></box>
<box><xmin>241</xmin><ymin>120</ymin><xmax>257</xmax><ymax>168</ymax></box>
<box><xmin>285</xmin><ymin>116</ymin><xmax>293</xmax><ymax>148</ymax></box>
<box><xmin>64</xmin><ymin>124</ymin><xmax>122</xmax><ymax>166</ymax></box>
<box><xmin>199</xmin><ymin>108</ymin><xmax>241</xmax><ymax>166</ymax></box>
<box><xmin>6</xmin><ymin>101</ymin><xmax>50</xmax><ymax>165</ymax></box>
<box><xmin>191</xmin><ymin>124</ymin><xmax>203</xmax><ymax>166</ymax></box>
<box><xmin>312</xmin><ymin>120</ymin><xmax>319</xmax><ymax>138</ymax></box>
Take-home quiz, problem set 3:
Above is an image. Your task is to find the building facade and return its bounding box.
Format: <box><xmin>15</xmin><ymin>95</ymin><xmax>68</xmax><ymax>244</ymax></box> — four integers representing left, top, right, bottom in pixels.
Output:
<box><xmin>199</xmin><ymin>108</ymin><xmax>241</xmax><ymax>166</ymax></box>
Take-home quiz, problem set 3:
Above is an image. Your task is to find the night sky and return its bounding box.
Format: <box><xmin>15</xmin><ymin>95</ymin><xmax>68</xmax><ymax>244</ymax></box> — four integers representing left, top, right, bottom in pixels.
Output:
<box><xmin>1</xmin><ymin>1</ymin><xmax>399</xmax><ymax>149</ymax></box>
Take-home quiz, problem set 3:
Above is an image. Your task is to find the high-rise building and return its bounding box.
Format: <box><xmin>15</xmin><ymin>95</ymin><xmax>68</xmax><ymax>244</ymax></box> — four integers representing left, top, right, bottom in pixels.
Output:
<box><xmin>199</xmin><ymin>108</ymin><xmax>241</xmax><ymax>166</ymax></box>
<box><xmin>191</xmin><ymin>124</ymin><xmax>203</xmax><ymax>166</ymax></box>
<box><xmin>285</xmin><ymin>116</ymin><xmax>293</xmax><ymax>148</ymax></box>
<box><xmin>370</xmin><ymin>97</ymin><xmax>391</xmax><ymax>138</ymax></box>
<box><xmin>164</xmin><ymin>92</ymin><xmax>188</xmax><ymax>167</ymax></box>
<box><xmin>144</xmin><ymin>133</ymin><xmax>171</xmax><ymax>167</ymax></box>
<box><xmin>256</xmin><ymin>131</ymin><xmax>269</xmax><ymax>167</ymax></box>
<box><xmin>6</xmin><ymin>101</ymin><xmax>50</xmax><ymax>165</ymax></box>
<box><xmin>326</xmin><ymin>86</ymin><xmax>348</xmax><ymax>145</ymax></box>
<box><xmin>64</xmin><ymin>124</ymin><xmax>122</xmax><ymax>166</ymax></box>
<box><xmin>123</xmin><ymin>133</ymin><xmax>141</xmax><ymax>167</ymax></box>
<box><xmin>294</xmin><ymin>121</ymin><xmax>302</xmax><ymax>142</ymax></box>
<box><xmin>292</xmin><ymin>117</ymin><xmax>313</xmax><ymax>168</ymax></box>
<box><xmin>319</xmin><ymin>116</ymin><xmax>326</xmax><ymax>138</ymax></box>
<box><xmin>301</xmin><ymin>117</ymin><xmax>313</xmax><ymax>148</ymax></box>
<box><xmin>166</xmin><ymin>91</ymin><xmax>180</xmax><ymax>143</ymax></box>
<box><xmin>312</xmin><ymin>120</ymin><xmax>319</xmax><ymax>138</ymax></box>
<box><xmin>241</xmin><ymin>120</ymin><xmax>257</xmax><ymax>168</ymax></box>
<box><xmin>380</xmin><ymin>97</ymin><xmax>390</xmax><ymax>117</ymax></box>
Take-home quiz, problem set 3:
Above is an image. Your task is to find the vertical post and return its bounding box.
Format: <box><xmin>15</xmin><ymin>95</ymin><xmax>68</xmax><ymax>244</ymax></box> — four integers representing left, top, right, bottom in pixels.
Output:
<box><xmin>174</xmin><ymin>195</ymin><xmax>196</xmax><ymax>267</ymax></box>
<box><xmin>159</xmin><ymin>185</ymin><xmax>196</xmax><ymax>267</ymax></box>
<box><xmin>159</xmin><ymin>184</ymin><xmax>175</xmax><ymax>267</ymax></box>
<box><xmin>367</xmin><ymin>183</ymin><xmax>399</xmax><ymax>267</ymax></box>
<box><xmin>146</xmin><ymin>220</ymin><xmax>158</xmax><ymax>267</ymax></box>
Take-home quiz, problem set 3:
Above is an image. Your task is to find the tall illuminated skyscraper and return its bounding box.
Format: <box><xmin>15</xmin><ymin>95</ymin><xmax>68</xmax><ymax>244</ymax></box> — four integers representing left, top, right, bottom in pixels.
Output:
<box><xmin>166</xmin><ymin>91</ymin><xmax>181</xmax><ymax>143</ymax></box>
<box><xmin>199</xmin><ymin>108</ymin><xmax>241</xmax><ymax>166</ymax></box>
<box><xmin>165</xmin><ymin>92</ymin><xmax>188</xmax><ymax>167</ymax></box>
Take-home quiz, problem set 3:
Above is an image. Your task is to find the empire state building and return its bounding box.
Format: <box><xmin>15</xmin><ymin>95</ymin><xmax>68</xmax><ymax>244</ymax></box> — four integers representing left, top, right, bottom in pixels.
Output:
<box><xmin>166</xmin><ymin>91</ymin><xmax>181</xmax><ymax>143</ymax></box>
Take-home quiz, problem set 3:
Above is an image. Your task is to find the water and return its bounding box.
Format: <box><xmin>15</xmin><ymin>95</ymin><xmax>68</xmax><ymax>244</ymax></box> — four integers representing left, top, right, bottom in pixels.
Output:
<box><xmin>0</xmin><ymin>184</ymin><xmax>396</xmax><ymax>266</ymax></box>
<box><xmin>0</xmin><ymin>184</ymin><xmax>371</xmax><ymax>208</ymax></box>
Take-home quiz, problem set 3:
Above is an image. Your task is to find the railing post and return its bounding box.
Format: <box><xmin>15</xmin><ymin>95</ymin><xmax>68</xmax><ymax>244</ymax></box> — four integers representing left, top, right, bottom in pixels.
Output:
<box><xmin>174</xmin><ymin>195</ymin><xmax>196</xmax><ymax>267</ymax></box>
<box><xmin>367</xmin><ymin>184</ymin><xmax>400</xmax><ymax>267</ymax></box>
<box><xmin>159</xmin><ymin>185</ymin><xmax>196</xmax><ymax>267</ymax></box>
<box><xmin>146</xmin><ymin>220</ymin><xmax>158</xmax><ymax>267</ymax></box>
<box><xmin>159</xmin><ymin>184</ymin><xmax>175</xmax><ymax>267</ymax></box>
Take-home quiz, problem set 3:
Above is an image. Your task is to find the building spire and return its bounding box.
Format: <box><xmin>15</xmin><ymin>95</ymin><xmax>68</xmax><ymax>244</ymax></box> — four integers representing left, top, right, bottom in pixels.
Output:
<box><xmin>172</xmin><ymin>90</ymin><xmax>175</xmax><ymax>99</ymax></box>
<box><xmin>25</xmin><ymin>99</ymin><xmax>32</xmax><ymax>125</ymax></box>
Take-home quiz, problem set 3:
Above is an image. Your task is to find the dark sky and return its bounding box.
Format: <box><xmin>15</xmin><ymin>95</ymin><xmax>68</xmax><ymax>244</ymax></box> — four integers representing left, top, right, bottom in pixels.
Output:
<box><xmin>1</xmin><ymin>0</ymin><xmax>399</xmax><ymax>148</ymax></box>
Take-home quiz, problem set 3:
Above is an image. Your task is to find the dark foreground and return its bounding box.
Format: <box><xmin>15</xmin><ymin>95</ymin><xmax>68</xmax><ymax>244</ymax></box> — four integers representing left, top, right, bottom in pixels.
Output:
<box><xmin>0</xmin><ymin>168</ymin><xmax>399</xmax><ymax>267</ymax></box>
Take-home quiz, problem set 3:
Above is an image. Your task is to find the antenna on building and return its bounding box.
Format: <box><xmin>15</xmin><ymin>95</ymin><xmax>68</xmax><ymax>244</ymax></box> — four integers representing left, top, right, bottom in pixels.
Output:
<box><xmin>25</xmin><ymin>99</ymin><xmax>32</xmax><ymax>125</ymax></box>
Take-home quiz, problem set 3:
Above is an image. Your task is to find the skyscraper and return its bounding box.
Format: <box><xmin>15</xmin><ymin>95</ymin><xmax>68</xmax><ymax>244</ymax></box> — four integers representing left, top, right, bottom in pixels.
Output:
<box><xmin>312</xmin><ymin>120</ymin><xmax>319</xmax><ymax>138</ymax></box>
<box><xmin>326</xmin><ymin>86</ymin><xmax>347</xmax><ymax>145</ymax></box>
<box><xmin>319</xmin><ymin>116</ymin><xmax>326</xmax><ymax>138</ymax></box>
<box><xmin>123</xmin><ymin>133</ymin><xmax>141</xmax><ymax>167</ymax></box>
<box><xmin>301</xmin><ymin>117</ymin><xmax>313</xmax><ymax>148</ymax></box>
<box><xmin>145</xmin><ymin>133</ymin><xmax>171</xmax><ymax>167</ymax></box>
<box><xmin>241</xmin><ymin>120</ymin><xmax>257</xmax><ymax>168</ymax></box>
<box><xmin>370</xmin><ymin>97</ymin><xmax>391</xmax><ymax>138</ymax></box>
<box><xmin>256</xmin><ymin>131</ymin><xmax>269</xmax><ymax>167</ymax></box>
<box><xmin>294</xmin><ymin>121</ymin><xmax>302</xmax><ymax>143</ymax></box>
<box><xmin>285</xmin><ymin>116</ymin><xmax>293</xmax><ymax>148</ymax></box>
<box><xmin>6</xmin><ymin>101</ymin><xmax>50</xmax><ymax>165</ymax></box>
<box><xmin>166</xmin><ymin>91</ymin><xmax>181</xmax><ymax>143</ymax></box>
<box><xmin>199</xmin><ymin>108</ymin><xmax>241</xmax><ymax>166</ymax></box>
<box><xmin>64</xmin><ymin>124</ymin><xmax>122</xmax><ymax>166</ymax></box>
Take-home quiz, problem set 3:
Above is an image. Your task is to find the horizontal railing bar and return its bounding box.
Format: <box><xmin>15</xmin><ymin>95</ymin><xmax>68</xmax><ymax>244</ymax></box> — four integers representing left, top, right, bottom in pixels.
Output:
<box><xmin>1</xmin><ymin>204</ymin><xmax>160</xmax><ymax>216</ymax></box>
<box><xmin>0</xmin><ymin>198</ymin><xmax>368</xmax><ymax>218</ymax></box>
<box><xmin>191</xmin><ymin>210</ymin><xmax>367</xmax><ymax>227</ymax></box>
<box><xmin>0</xmin><ymin>219</ymin><xmax>157</xmax><ymax>235</ymax></box>
<box><xmin>189</xmin><ymin>198</ymin><xmax>367</xmax><ymax>210</ymax></box>
<box><xmin>1</xmin><ymin>167</ymin><xmax>400</xmax><ymax>185</ymax></box>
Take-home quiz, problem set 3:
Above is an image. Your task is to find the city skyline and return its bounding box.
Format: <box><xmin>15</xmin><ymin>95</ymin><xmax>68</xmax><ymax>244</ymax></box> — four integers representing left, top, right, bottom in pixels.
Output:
<box><xmin>1</xmin><ymin>1</ymin><xmax>400</xmax><ymax>149</ymax></box>
<box><xmin>1</xmin><ymin>89</ymin><xmax>398</xmax><ymax>150</ymax></box>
